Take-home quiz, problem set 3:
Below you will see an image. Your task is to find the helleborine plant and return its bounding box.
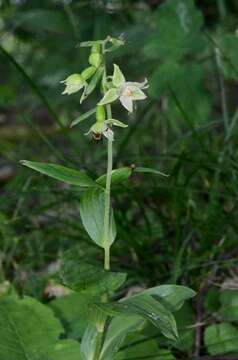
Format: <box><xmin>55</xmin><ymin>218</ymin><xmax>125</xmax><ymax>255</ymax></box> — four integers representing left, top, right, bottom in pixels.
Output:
<box><xmin>17</xmin><ymin>36</ymin><xmax>195</xmax><ymax>359</ymax></box>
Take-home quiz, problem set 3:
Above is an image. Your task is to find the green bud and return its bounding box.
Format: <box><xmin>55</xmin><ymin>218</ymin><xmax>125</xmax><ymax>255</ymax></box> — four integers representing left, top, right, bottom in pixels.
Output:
<box><xmin>81</xmin><ymin>66</ymin><xmax>96</xmax><ymax>80</ymax></box>
<box><xmin>61</xmin><ymin>73</ymin><xmax>86</xmax><ymax>95</ymax></box>
<box><xmin>89</xmin><ymin>53</ymin><xmax>103</xmax><ymax>68</ymax></box>
<box><xmin>91</xmin><ymin>42</ymin><xmax>101</xmax><ymax>53</ymax></box>
<box><xmin>96</xmin><ymin>105</ymin><xmax>106</xmax><ymax>122</ymax></box>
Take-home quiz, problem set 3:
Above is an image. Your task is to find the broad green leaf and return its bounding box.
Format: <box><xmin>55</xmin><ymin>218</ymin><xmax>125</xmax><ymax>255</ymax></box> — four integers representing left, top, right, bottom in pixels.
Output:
<box><xmin>80</xmin><ymin>66</ymin><xmax>104</xmax><ymax>103</ymax></box>
<box><xmin>121</xmin><ymin>294</ymin><xmax>178</xmax><ymax>341</ymax></box>
<box><xmin>79</xmin><ymin>187</ymin><xmax>116</xmax><ymax>248</ymax></box>
<box><xmin>204</xmin><ymin>287</ymin><xmax>220</xmax><ymax>313</ymax></box>
<box><xmin>21</xmin><ymin>161</ymin><xmax>95</xmax><ymax>187</ymax></box>
<box><xmin>70</xmin><ymin>108</ymin><xmax>96</xmax><ymax>128</ymax></box>
<box><xmin>100</xmin><ymin>315</ymin><xmax>144</xmax><ymax>360</ymax></box>
<box><xmin>204</xmin><ymin>323</ymin><xmax>238</xmax><ymax>355</ymax></box>
<box><xmin>173</xmin><ymin>303</ymin><xmax>196</xmax><ymax>351</ymax></box>
<box><xmin>60</xmin><ymin>249</ymin><xmax>126</xmax><ymax>295</ymax></box>
<box><xmin>219</xmin><ymin>290</ymin><xmax>238</xmax><ymax>322</ymax></box>
<box><xmin>141</xmin><ymin>285</ymin><xmax>196</xmax><ymax>312</ymax></box>
<box><xmin>149</xmin><ymin>61</ymin><xmax>212</xmax><ymax>124</ymax></box>
<box><xmin>43</xmin><ymin>340</ymin><xmax>83</xmax><ymax>360</ymax></box>
<box><xmin>112</xmin><ymin>64</ymin><xmax>125</xmax><ymax>87</ymax></box>
<box><xmin>50</xmin><ymin>293</ymin><xmax>93</xmax><ymax>339</ymax></box>
<box><xmin>96</xmin><ymin>167</ymin><xmax>132</xmax><ymax>187</ymax></box>
<box><xmin>218</xmin><ymin>33</ymin><xmax>238</xmax><ymax>80</ymax></box>
<box><xmin>105</xmin><ymin>294</ymin><xmax>178</xmax><ymax>341</ymax></box>
<box><xmin>116</xmin><ymin>334</ymin><xmax>175</xmax><ymax>360</ymax></box>
<box><xmin>0</xmin><ymin>296</ymin><xmax>64</xmax><ymax>360</ymax></box>
<box><xmin>144</xmin><ymin>0</ymin><xmax>203</xmax><ymax>61</ymax></box>
<box><xmin>98</xmin><ymin>88</ymin><xmax>119</xmax><ymax>106</ymax></box>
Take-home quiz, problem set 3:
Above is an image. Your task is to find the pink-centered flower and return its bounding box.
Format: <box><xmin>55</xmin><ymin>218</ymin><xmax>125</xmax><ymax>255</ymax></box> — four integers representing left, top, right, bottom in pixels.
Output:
<box><xmin>98</xmin><ymin>64</ymin><xmax>148</xmax><ymax>113</ymax></box>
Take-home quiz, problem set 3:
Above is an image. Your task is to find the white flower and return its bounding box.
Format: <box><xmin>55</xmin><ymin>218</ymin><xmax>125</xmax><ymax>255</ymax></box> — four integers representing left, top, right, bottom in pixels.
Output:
<box><xmin>61</xmin><ymin>74</ymin><xmax>87</xmax><ymax>95</ymax></box>
<box><xmin>98</xmin><ymin>64</ymin><xmax>148</xmax><ymax>112</ymax></box>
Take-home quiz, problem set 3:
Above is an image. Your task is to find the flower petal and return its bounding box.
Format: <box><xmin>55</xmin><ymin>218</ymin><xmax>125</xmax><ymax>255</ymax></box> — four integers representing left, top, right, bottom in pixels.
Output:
<box><xmin>98</xmin><ymin>88</ymin><xmax>119</xmax><ymax>105</ymax></box>
<box><xmin>112</xmin><ymin>64</ymin><xmax>125</xmax><ymax>87</ymax></box>
<box><xmin>106</xmin><ymin>119</ymin><xmax>128</xmax><ymax>127</ymax></box>
<box><xmin>119</xmin><ymin>95</ymin><xmax>133</xmax><ymax>113</ymax></box>
<box><xmin>126</xmin><ymin>78</ymin><xmax>149</xmax><ymax>89</ymax></box>
<box><xmin>131</xmin><ymin>88</ymin><xmax>147</xmax><ymax>100</ymax></box>
<box><xmin>103</xmin><ymin>128</ymin><xmax>114</xmax><ymax>141</ymax></box>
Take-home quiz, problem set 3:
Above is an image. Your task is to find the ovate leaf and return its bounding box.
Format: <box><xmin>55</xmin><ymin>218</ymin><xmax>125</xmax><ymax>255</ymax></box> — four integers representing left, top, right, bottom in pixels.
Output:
<box><xmin>0</xmin><ymin>296</ymin><xmax>64</xmax><ymax>360</ymax></box>
<box><xmin>144</xmin><ymin>0</ymin><xmax>203</xmax><ymax>61</ymax></box>
<box><xmin>121</xmin><ymin>294</ymin><xmax>178</xmax><ymax>341</ymax></box>
<box><xmin>80</xmin><ymin>187</ymin><xmax>116</xmax><ymax>248</ymax></box>
<box><xmin>218</xmin><ymin>33</ymin><xmax>238</xmax><ymax>80</ymax></box>
<box><xmin>104</xmin><ymin>294</ymin><xmax>178</xmax><ymax>341</ymax></box>
<box><xmin>173</xmin><ymin>303</ymin><xmax>196</xmax><ymax>351</ymax></box>
<box><xmin>142</xmin><ymin>284</ymin><xmax>196</xmax><ymax>312</ymax></box>
<box><xmin>116</xmin><ymin>334</ymin><xmax>175</xmax><ymax>360</ymax></box>
<box><xmin>21</xmin><ymin>161</ymin><xmax>95</xmax><ymax>187</ymax></box>
<box><xmin>204</xmin><ymin>323</ymin><xmax>238</xmax><ymax>355</ymax></box>
<box><xmin>60</xmin><ymin>249</ymin><xmax>126</xmax><ymax>296</ymax></box>
<box><xmin>43</xmin><ymin>340</ymin><xmax>83</xmax><ymax>360</ymax></box>
<box><xmin>50</xmin><ymin>293</ymin><xmax>93</xmax><ymax>339</ymax></box>
<box><xmin>219</xmin><ymin>290</ymin><xmax>238</xmax><ymax>322</ymax></box>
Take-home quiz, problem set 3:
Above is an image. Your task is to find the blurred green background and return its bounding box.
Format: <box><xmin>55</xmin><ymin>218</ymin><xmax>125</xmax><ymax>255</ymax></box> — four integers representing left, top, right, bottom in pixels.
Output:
<box><xmin>1</xmin><ymin>0</ymin><xmax>238</xmax><ymax>358</ymax></box>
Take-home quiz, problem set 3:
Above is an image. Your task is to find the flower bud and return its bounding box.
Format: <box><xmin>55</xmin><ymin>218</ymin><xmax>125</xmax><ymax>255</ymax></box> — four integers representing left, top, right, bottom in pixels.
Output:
<box><xmin>96</xmin><ymin>105</ymin><xmax>106</xmax><ymax>122</ymax></box>
<box><xmin>89</xmin><ymin>53</ymin><xmax>103</xmax><ymax>68</ymax></box>
<box><xmin>81</xmin><ymin>66</ymin><xmax>96</xmax><ymax>80</ymax></box>
<box><xmin>61</xmin><ymin>73</ymin><xmax>86</xmax><ymax>95</ymax></box>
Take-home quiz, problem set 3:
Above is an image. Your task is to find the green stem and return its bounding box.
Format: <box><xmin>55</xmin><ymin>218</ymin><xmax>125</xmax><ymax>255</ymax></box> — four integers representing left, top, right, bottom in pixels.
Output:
<box><xmin>103</xmin><ymin>105</ymin><xmax>113</xmax><ymax>271</ymax></box>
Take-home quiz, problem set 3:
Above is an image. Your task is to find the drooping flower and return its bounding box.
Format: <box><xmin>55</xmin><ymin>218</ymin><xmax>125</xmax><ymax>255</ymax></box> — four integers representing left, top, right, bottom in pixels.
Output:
<box><xmin>61</xmin><ymin>74</ymin><xmax>87</xmax><ymax>95</ymax></box>
<box><xmin>86</xmin><ymin>118</ymin><xmax>127</xmax><ymax>141</ymax></box>
<box><xmin>98</xmin><ymin>64</ymin><xmax>148</xmax><ymax>112</ymax></box>
<box><xmin>86</xmin><ymin>121</ymin><xmax>114</xmax><ymax>141</ymax></box>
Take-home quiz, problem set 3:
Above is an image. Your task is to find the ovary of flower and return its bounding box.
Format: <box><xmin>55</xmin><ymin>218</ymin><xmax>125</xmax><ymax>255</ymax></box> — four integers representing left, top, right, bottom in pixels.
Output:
<box><xmin>98</xmin><ymin>64</ymin><xmax>148</xmax><ymax>113</ymax></box>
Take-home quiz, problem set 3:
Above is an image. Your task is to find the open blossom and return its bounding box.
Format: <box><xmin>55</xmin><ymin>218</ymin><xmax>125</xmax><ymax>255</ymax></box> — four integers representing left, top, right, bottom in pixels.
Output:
<box><xmin>98</xmin><ymin>64</ymin><xmax>148</xmax><ymax>112</ymax></box>
<box><xmin>61</xmin><ymin>74</ymin><xmax>87</xmax><ymax>95</ymax></box>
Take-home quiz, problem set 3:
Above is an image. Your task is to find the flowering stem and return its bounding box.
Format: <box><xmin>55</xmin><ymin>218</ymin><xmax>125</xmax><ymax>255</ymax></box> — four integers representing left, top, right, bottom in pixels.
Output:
<box><xmin>103</xmin><ymin>104</ymin><xmax>113</xmax><ymax>271</ymax></box>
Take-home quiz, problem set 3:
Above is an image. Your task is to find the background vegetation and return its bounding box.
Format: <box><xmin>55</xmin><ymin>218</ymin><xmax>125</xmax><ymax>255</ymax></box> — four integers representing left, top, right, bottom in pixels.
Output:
<box><xmin>0</xmin><ymin>0</ymin><xmax>238</xmax><ymax>358</ymax></box>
